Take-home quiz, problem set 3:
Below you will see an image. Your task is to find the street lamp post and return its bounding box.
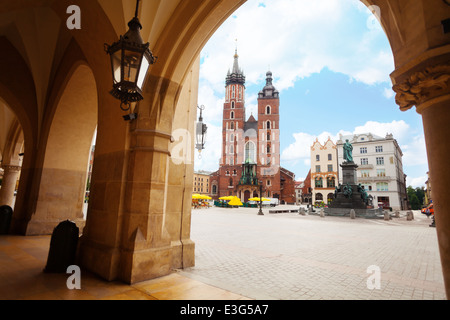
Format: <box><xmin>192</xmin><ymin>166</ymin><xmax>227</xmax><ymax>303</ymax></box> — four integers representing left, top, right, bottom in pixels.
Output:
<box><xmin>258</xmin><ymin>180</ymin><xmax>264</xmax><ymax>215</ymax></box>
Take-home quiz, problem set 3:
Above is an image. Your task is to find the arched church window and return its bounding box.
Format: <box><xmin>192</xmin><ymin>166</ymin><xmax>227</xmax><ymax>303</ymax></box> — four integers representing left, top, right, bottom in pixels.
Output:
<box><xmin>244</xmin><ymin>141</ymin><xmax>256</xmax><ymax>163</ymax></box>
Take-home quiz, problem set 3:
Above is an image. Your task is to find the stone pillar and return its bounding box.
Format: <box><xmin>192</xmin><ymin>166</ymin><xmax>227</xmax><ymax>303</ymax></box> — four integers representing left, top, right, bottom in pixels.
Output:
<box><xmin>393</xmin><ymin>63</ymin><xmax>450</xmax><ymax>298</ymax></box>
<box><xmin>118</xmin><ymin>127</ymin><xmax>173</xmax><ymax>283</ymax></box>
<box><xmin>0</xmin><ymin>165</ymin><xmax>21</xmax><ymax>208</ymax></box>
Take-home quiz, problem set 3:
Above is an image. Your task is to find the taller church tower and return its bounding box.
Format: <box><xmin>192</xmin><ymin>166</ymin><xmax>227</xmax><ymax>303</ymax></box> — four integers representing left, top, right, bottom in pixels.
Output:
<box><xmin>222</xmin><ymin>49</ymin><xmax>245</xmax><ymax>167</ymax></box>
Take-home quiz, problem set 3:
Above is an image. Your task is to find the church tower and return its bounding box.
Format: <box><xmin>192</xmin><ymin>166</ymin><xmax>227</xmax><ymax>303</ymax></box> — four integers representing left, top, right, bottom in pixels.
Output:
<box><xmin>257</xmin><ymin>70</ymin><xmax>281</xmax><ymax>198</ymax></box>
<box><xmin>222</xmin><ymin>49</ymin><xmax>245</xmax><ymax>167</ymax></box>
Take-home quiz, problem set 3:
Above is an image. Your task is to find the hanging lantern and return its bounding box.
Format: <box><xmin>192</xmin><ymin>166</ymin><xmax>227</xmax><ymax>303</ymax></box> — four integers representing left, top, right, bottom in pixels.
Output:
<box><xmin>195</xmin><ymin>105</ymin><xmax>208</xmax><ymax>153</ymax></box>
<box><xmin>105</xmin><ymin>0</ymin><xmax>156</xmax><ymax>111</ymax></box>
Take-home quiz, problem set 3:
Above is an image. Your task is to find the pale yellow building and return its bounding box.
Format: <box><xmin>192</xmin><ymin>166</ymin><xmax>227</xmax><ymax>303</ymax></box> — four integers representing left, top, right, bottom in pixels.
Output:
<box><xmin>193</xmin><ymin>171</ymin><xmax>211</xmax><ymax>194</ymax></box>
<box><xmin>310</xmin><ymin>137</ymin><xmax>338</xmax><ymax>205</ymax></box>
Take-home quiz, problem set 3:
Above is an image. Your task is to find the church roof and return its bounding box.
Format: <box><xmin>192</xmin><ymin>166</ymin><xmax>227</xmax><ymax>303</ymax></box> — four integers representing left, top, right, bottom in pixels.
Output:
<box><xmin>247</xmin><ymin>114</ymin><xmax>257</xmax><ymax>122</ymax></box>
<box><xmin>258</xmin><ymin>70</ymin><xmax>279</xmax><ymax>99</ymax></box>
<box><xmin>226</xmin><ymin>49</ymin><xmax>245</xmax><ymax>86</ymax></box>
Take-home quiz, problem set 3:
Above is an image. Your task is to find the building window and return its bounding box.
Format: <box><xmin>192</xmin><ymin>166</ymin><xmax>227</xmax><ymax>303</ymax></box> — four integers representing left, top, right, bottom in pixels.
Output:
<box><xmin>376</xmin><ymin>182</ymin><xmax>388</xmax><ymax>191</ymax></box>
<box><xmin>377</xmin><ymin>169</ymin><xmax>386</xmax><ymax>177</ymax></box>
<box><xmin>245</xmin><ymin>141</ymin><xmax>256</xmax><ymax>163</ymax></box>
<box><xmin>230</xmin><ymin>111</ymin><xmax>234</xmax><ymax>119</ymax></box>
<box><xmin>266</xmin><ymin>106</ymin><xmax>271</xmax><ymax>114</ymax></box>
<box><xmin>267</xmin><ymin>180</ymin><xmax>271</xmax><ymax>186</ymax></box>
<box><xmin>267</xmin><ymin>132</ymin><xmax>271</xmax><ymax>141</ymax></box>
<box><xmin>230</xmin><ymin>145</ymin><xmax>234</xmax><ymax>154</ymax></box>
<box><xmin>266</xmin><ymin>121</ymin><xmax>271</xmax><ymax>129</ymax></box>
<box><xmin>360</xmin><ymin>147</ymin><xmax>367</xmax><ymax>154</ymax></box>
<box><xmin>316</xmin><ymin>154</ymin><xmax>320</xmax><ymax>161</ymax></box>
<box><xmin>327</xmin><ymin>177</ymin><xmax>336</xmax><ymax>188</ymax></box>
<box><xmin>315</xmin><ymin>177</ymin><xmax>323</xmax><ymax>188</ymax></box>
<box><xmin>376</xmin><ymin>157</ymin><xmax>384</xmax><ymax>165</ymax></box>
<box><xmin>232</xmin><ymin>85</ymin><xmax>235</xmax><ymax>98</ymax></box>
<box><xmin>231</xmin><ymin>101</ymin><xmax>235</xmax><ymax>109</ymax></box>
<box><xmin>327</xmin><ymin>164</ymin><xmax>333</xmax><ymax>172</ymax></box>
<box><xmin>229</xmin><ymin>178</ymin><xmax>233</xmax><ymax>186</ymax></box>
<box><xmin>315</xmin><ymin>165</ymin><xmax>321</xmax><ymax>173</ymax></box>
<box><xmin>362</xmin><ymin>183</ymin><xmax>372</xmax><ymax>191</ymax></box>
<box><xmin>328</xmin><ymin>153</ymin><xmax>332</xmax><ymax>161</ymax></box>
<box><xmin>361</xmin><ymin>170</ymin><xmax>370</xmax><ymax>178</ymax></box>
<box><xmin>361</xmin><ymin>158</ymin><xmax>369</xmax><ymax>165</ymax></box>
<box><xmin>375</xmin><ymin>146</ymin><xmax>383</xmax><ymax>153</ymax></box>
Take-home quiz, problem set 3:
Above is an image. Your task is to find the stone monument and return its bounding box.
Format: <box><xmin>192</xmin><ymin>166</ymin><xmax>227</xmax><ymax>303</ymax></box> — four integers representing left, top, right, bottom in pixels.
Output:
<box><xmin>324</xmin><ymin>140</ymin><xmax>383</xmax><ymax>218</ymax></box>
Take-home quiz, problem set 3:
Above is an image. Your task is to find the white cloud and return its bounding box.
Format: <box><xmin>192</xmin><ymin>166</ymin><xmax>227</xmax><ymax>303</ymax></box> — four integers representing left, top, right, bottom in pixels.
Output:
<box><xmin>200</xmin><ymin>0</ymin><xmax>394</xmax><ymax>97</ymax></box>
<box><xmin>353</xmin><ymin>120</ymin><xmax>410</xmax><ymax>142</ymax></box>
<box><xmin>383</xmin><ymin>87</ymin><xmax>395</xmax><ymax>99</ymax></box>
<box><xmin>281</xmin><ymin>120</ymin><xmax>417</xmax><ymax>164</ymax></box>
<box><xmin>401</xmin><ymin>135</ymin><xmax>428</xmax><ymax>167</ymax></box>
<box><xmin>407</xmin><ymin>175</ymin><xmax>427</xmax><ymax>188</ymax></box>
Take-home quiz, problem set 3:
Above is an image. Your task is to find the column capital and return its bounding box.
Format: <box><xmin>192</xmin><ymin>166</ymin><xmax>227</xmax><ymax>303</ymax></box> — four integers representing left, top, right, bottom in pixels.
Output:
<box><xmin>393</xmin><ymin>63</ymin><xmax>450</xmax><ymax>114</ymax></box>
<box><xmin>1</xmin><ymin>164</ymin><xmax>21</xmax><ymax>173</ymax></box>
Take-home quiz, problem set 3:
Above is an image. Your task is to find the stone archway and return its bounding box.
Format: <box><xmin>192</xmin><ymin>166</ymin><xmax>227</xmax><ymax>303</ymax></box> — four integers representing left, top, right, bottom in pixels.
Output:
<box><xmin>26</xmin><ymin>64</ymin><xmax>98</xmax><ymax>235</ymax></box>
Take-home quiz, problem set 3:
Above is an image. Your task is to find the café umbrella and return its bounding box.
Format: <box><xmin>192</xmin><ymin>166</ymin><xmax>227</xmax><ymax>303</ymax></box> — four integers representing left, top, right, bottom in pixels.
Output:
<box><xmin>248</xmin><ymin>197</ymin><xmax>270</xmax><ymax>202</ymax></box>
<box><xmin>228</xmin><ymin>196</ymin><xmax>243</xmax><ymax>206</ymax></box>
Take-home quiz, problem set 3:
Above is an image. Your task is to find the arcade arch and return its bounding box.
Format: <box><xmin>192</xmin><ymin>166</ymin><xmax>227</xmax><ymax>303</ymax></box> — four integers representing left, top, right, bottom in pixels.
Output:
<box><xmin>0</xmin><ymin>0</ymin><xmax>449</xmax><ymax>297</ymax></box>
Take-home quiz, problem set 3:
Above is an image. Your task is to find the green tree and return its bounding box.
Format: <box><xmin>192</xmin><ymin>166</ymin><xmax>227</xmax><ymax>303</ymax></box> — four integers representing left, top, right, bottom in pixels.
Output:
<box><xmin>409</xmin><ymin>194</ymin><xmax>420</xmax><ymax>210</ymax></box>
<box><xmin>407</xmin><ymin>186</ymin><xmax>425</xmax><ymax>210</ymax></box>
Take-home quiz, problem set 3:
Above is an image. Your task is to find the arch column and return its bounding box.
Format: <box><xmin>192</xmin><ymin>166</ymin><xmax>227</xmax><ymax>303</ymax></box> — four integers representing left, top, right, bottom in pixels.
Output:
<box><xmin>0</xmin><ymin>165</ymin><xmax>21</xmax><ymax>208</ymax></box>
<box><xmin>393</xmin><ymin>59</ymin><xmax>450</xmax><ymax>298</ymax></box>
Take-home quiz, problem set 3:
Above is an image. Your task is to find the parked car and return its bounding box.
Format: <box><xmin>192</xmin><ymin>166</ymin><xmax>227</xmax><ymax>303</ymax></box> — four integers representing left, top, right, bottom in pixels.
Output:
<box><xmin>421</xmin><ymin>203</ymin><xmax>434</xmax><ymax>217</ymax></box>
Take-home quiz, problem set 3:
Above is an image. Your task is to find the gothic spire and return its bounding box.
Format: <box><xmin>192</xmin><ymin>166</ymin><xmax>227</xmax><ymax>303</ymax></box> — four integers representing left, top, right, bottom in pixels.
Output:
<box><xmin>226</xmin><ymin>47</ymin><xmax>245</xmax><ymax>86</ymax></box>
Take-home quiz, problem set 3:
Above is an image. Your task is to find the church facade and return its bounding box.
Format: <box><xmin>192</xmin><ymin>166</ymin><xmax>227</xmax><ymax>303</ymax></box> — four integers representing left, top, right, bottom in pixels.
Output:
<box><xmin>210</xmin><ymin>51</ymin><xmax>295</xmax><ymax>204</ymax></box>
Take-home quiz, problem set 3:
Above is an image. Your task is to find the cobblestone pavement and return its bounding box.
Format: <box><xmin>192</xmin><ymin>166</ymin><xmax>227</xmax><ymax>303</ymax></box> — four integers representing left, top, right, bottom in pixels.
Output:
<box><xmin>179</xmin><ymin>205</ymin><xmax>446</xmax><ymax>300</ymax></box>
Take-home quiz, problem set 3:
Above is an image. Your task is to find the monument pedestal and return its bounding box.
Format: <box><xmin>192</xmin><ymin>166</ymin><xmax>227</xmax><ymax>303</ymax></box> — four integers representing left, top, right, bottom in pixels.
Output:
<box><xmin>325</xmin><ymin>161</ymin><xmax>383</xmax><ymax>219</ymax></box>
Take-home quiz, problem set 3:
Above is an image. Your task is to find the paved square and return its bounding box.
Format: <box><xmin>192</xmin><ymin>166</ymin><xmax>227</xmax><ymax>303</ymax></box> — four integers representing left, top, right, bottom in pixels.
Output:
<box><xmin>180</xmin><ymin>205</ymin><xmax>446</xmax><ymax>300</ymax></box>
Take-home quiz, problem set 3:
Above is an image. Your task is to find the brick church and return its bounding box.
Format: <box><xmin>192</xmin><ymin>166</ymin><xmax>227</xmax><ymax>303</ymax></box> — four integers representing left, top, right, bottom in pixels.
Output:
<box><xmin>209</xmin><ymin>50</ymin><xmax>296</xmax><ymax>204</ymax></box>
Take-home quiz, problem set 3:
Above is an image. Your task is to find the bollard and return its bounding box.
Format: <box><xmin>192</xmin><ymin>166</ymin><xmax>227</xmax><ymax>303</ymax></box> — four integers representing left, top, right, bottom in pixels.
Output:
<box><xmin>299</xmin><ymin>207</ymin><xmax>307</xmax><ymax>216</ymax></box>
<box><xmin>0</xmin><ymin>205</ymin><xmax>13</xmax><ymax>234</ymax></box>
<box><xmin>320</xmin><ymin>208</ymin><xmax>325</xmax><ymax>218</ymax></box>
<box><xmin>350</xmin><ymin>209</ymin><xmax>356</xmax><ymax>219</ymax></box>
<box><xmin>406</xmin><ymin>211</ymin><xmax>414</xmax><ymax>221</ymax></box>
<box><xmin>384</xmin><ymin>211</ymin><xmax>390</xmax><ymax>221</ymax></box>
<box><xmin>44</xmin><ymin>220</ymin><xmax>79</xmax><ymax>273</ymax></box>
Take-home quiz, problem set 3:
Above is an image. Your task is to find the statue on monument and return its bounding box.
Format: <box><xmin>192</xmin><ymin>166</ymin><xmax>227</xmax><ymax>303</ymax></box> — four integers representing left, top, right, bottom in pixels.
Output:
<box><xmin>343</xmin><ymin>139</ymin><xmax>353</xmax><ymax>163</ymax></box>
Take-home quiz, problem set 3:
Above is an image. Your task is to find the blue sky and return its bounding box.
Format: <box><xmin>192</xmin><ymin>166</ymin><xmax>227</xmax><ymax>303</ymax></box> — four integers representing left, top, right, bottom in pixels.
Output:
<box><xmin>194</xmin><ymin>0</ymin><xmax>428</xmax><ymax>188</ymax></box>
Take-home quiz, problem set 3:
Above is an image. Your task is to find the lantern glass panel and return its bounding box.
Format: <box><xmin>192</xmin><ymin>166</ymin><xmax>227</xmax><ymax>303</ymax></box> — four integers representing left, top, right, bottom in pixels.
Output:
<box><xmin>137</xmin><ymin>55</ymin><xmax>150</xmax><ymax>90</ymax></box>
<box><xmin>123</xmin><ymin>50</ymin><xmax>142</xmax><ymax>83</ymax></box>
<box><xmin>111</xmin><ymin>50</ymin><xmax>122</xmax><ymax>84</ymax></box>
<box><xmin>196</xmin><ymin>122</ymin><xmax>203</xmax><ymax>146</ymax></box>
